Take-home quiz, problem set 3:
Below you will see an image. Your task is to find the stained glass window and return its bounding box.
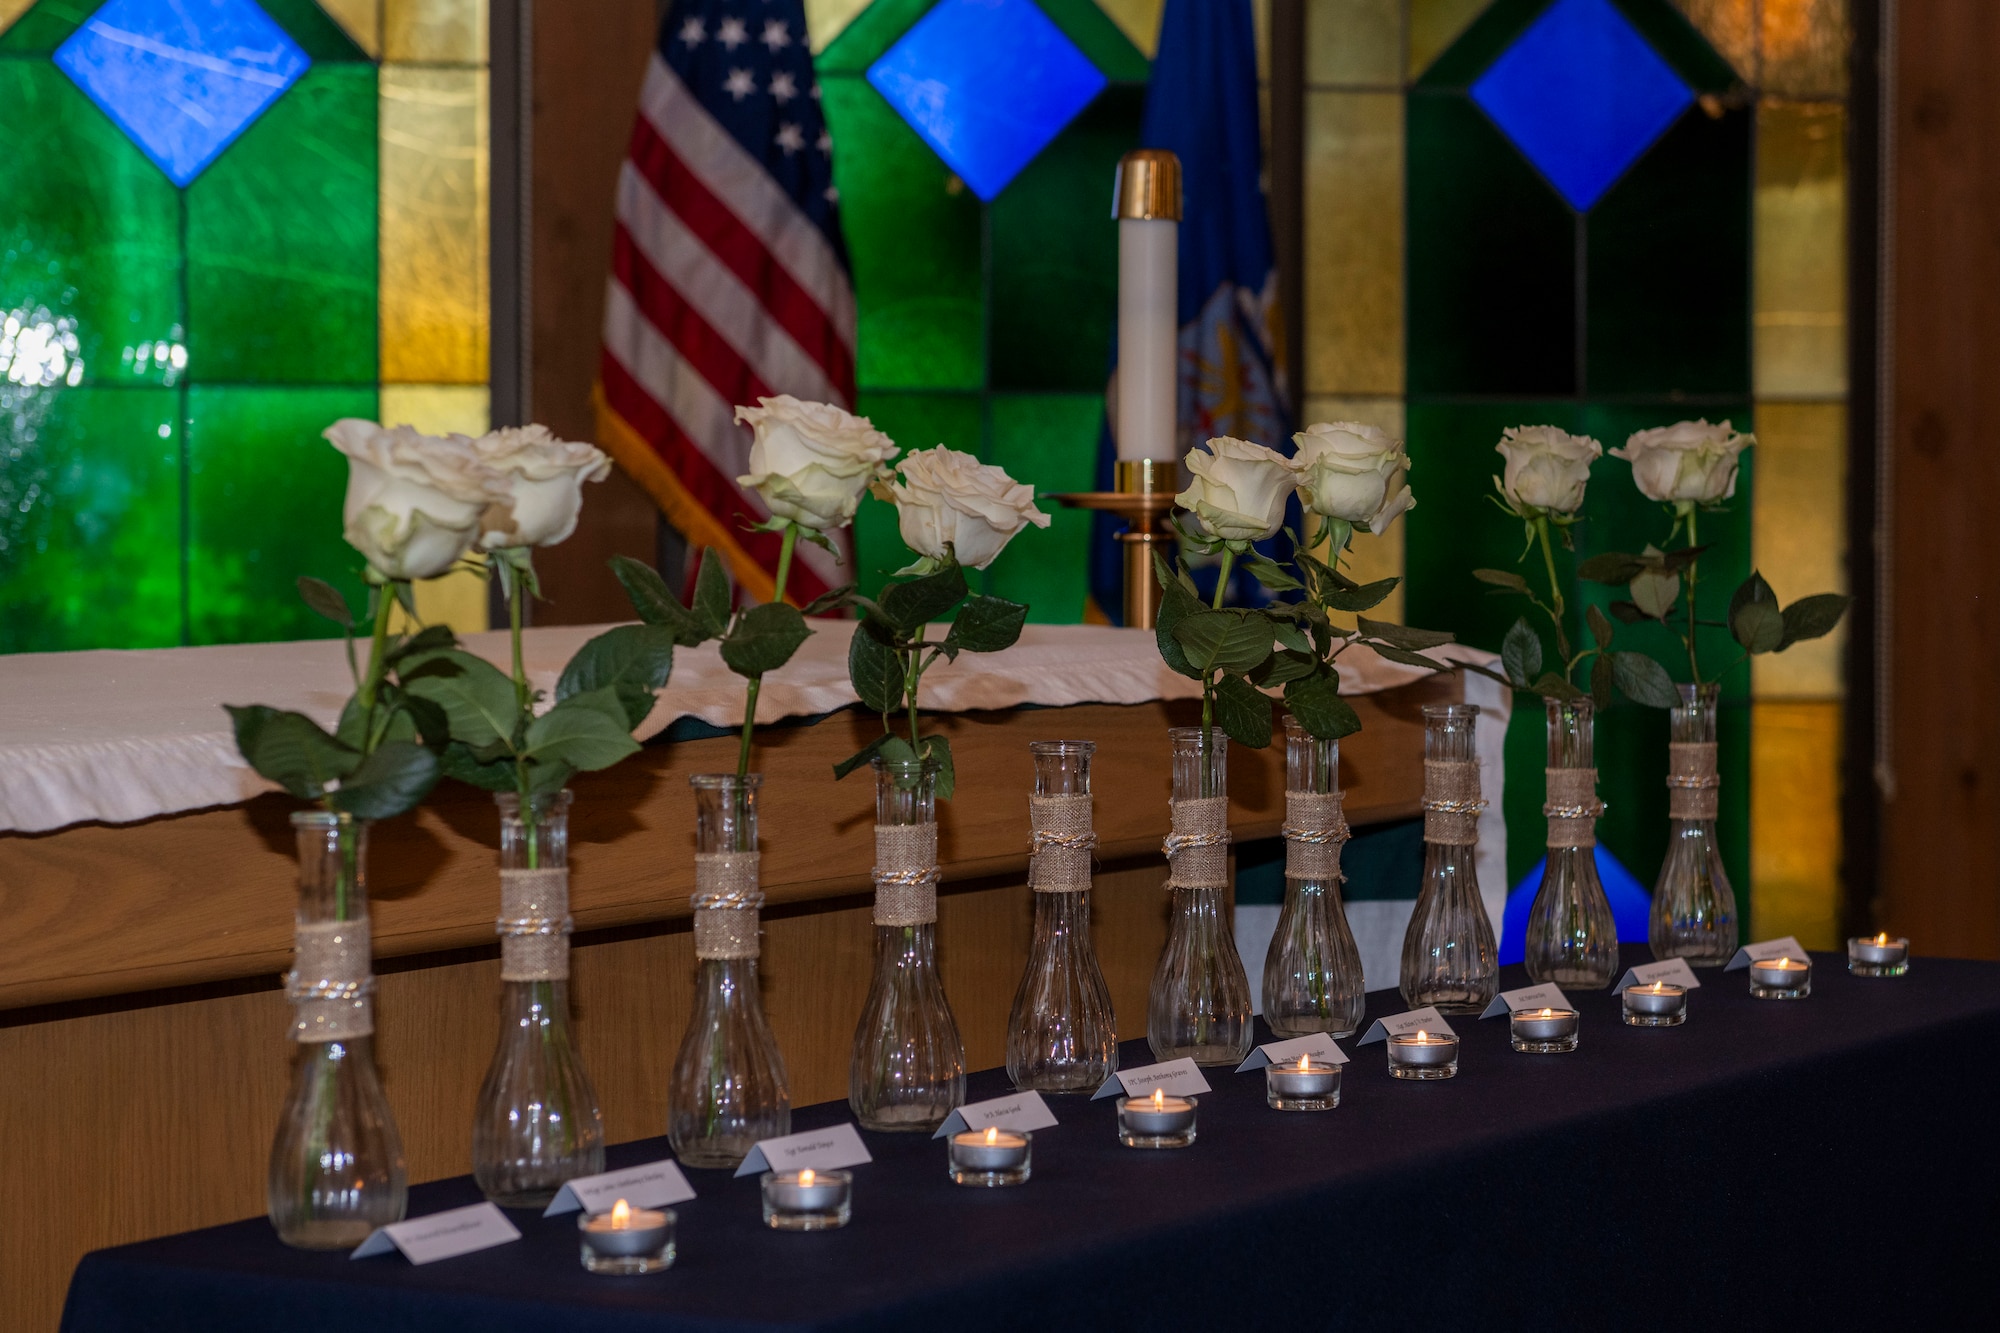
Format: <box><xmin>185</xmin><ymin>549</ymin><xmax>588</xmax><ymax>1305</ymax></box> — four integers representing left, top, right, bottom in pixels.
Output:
<box><xmin>0</xmin><ymin>0</ymin><xmax>492</xmax><ymax>652</ymax></box>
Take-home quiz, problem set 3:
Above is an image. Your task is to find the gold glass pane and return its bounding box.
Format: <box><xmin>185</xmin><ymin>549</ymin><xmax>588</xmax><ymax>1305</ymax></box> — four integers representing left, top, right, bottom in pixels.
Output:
<box><xmin>380</xmin><ymin>65</ymin><xmax>490</xmax><ymax>385</ymax></box>
<box><xmin>1750</xmin><ymin>700</ymin><xmax>1842</xmax><ymax>948</ymax></box>
<box><xmin>1668</xmin><ymin>0</ymin><xmax>1755</xmax><ymax>83</ymax></box>
<box><xmin>378</xmin><ymin>385</ymin><xmax>492</xmax><ymax>635</ymax></box>
<box><xmin>385</xmin><ymin>0</ymin><xmax>489</xmax><ymax>64</ymax></box>
<box><xmin>1761</xmin><ymin>0</ymin><xmax>1849</xmax><ymax>98</ymax></box>
<box><xmin>1307</xmin><ymin>0</ymin><xmax>1400</xmax><ymax>88</ymax></box>
<box><xmin>1755</xmin><ymin>101</ymin><xmax>1846</xmax><ymax>398</ymax></box>
<box><xmin>1750</xmin><ymin>401</ymin><xmax>1845</xmax><ymax>699</ymax></box>
<box><xmin>1304</xmin><ymin>91</ymin><xmax>1403</xmax><ymax>397</ymax></box>
<box><xmin>0</xmin><ymin>0</ymin><xmax>38</xmax><ymax>37</ymax></box>
<box><xmin>1301</xmin><ymin>395</ymin><xmax>1406</xmax><ymax>623</ymax></box>
<box><xmin>1095</xmin><ymin>0</ymin><xmax>1164</xmax><ymax>59</ymax></box>
<box><xmin>807</xmin><ymin>0</ymin><xmax>874</xmax><ymax>52</ymax></box>
<box><xmin>316</xmin><ymin>0</ymin><xmax>382</xmax><ymax>57</ymax></box>
<box><xmin>1408</xmin><ymin>0</ymin><xmax>1495</xmax><ymax>80</ymax></box>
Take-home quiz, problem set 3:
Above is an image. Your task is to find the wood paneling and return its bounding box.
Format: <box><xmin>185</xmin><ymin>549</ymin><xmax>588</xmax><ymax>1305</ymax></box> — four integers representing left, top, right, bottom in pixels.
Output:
<box><xmin>1881</xmin><ymin>1</ymin><xmax>2000</xmax><ymax>957</ymax></box>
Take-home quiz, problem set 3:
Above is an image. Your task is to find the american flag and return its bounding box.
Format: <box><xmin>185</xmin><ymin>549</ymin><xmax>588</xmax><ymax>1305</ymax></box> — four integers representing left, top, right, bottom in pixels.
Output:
<box><xmin>596</xmin><ymin>0</ymin><xmax>855</xmax><ymax>605</ymax></box>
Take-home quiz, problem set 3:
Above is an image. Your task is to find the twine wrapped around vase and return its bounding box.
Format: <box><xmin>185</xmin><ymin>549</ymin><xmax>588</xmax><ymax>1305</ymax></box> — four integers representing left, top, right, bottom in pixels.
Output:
<box><xmin>1544</xmin><ymin>768</ymin><xmax>1606</xmax><ymax>850</ymax></box>
<box><xmin>1163</xmin><ymin>795</ymin><xmax>1230</xmax><ymax>890</ymax></box>
<box><xmin>692</xmin><ymin>851</ymin><xmax>763</xmax><ymax>959</ymax></box>
<box><xmin>874</xmin><ymin>823</ymin><xmax>941</xmax><ymax>926</ymax></box>
<box><xmin>287</xmin><ymin>919</ymin><xmax>375</xmax><ymax>1042</ymax></box>
<box><xmin>1283</xmin><ymin>790</ymin><xmax>1348</xmax><ymax>883</ymax></box>
<box><xmin>1422</xmin><ymin>760</ymin><xmax>1486</xmax><ymax>846</ymax></box>
<box><xmin>1029</xmin><ymin>794</ymin><xmax>1095</xmax><ymax>893</ymax></box>
<box><xmin>497</xmin><ymin>867</ymin><xmax>572</xmax><ymax>982</ymax></box>
<box><xmin>1667</xmin><ymin>742</ymin><xmax>1721</xmax><ymax>819</ymax></box>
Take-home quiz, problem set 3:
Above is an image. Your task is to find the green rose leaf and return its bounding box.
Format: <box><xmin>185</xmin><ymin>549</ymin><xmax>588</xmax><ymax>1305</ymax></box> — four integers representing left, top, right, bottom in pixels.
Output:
<box><xmin>1153</xmin><ymin>553</ymin><xmax>1204</xmax><ymax>680</ymax></box>
<box><xmin>1372</xmin><ymin>643</ymin><xmax>1451</xmax><ymax>671</ymax></box>
<box><xmin>1531</xmin><ymin>671</ymin><xmax>1586</xmax><ymax>701</ymax></box>
<box><xmin>1501</xmin><ymin>617</ymin><xmax>1542</xmax><ymax>687</ymax></box>
<box><xmin>1283</xmin><ymin>669</ymin><xmax>1361</xmax><ymax>740</ymax></box>
<box><xmin>1472</xmin><ymin>568</ymin><xmax>1530</xmax><ymax>593</ymax></box>
<box><xmin>523</xmin><ymin>688</ymin><xmax>641</xmax><ymax>771</ymax></box>
<box><xmin>921</xmin><ymin>733</ymin><xmax>956</xmax><ymax>801</ymax></box>
<box><xmin>1212</xmin><ymin>673</ymin><xmax>1273</xmax><ymax>749</ymax></box>
<box><xmin>692</xmin><ymin>547</ymin><xmax>734</xmax><ymax>638</ymax></box>
<box><xmin>1322</xmin><ymin>576</ymin><xmax>1400</xmax><ymax>613</ymax></box>
<box><xmin>1778</xmin><ymin>592</ymin><xmax>1852</xmax><ymax>648</ymax></box>
<box><xmin>297</xmin><ymin>576</ymin><xmax>353</xmax><ymax>628</ymax></box>
<box><xmin>1242</xmin><ymin>552</ymin><xmax>1303</xmax><ymax>594</ymax></box>
<box><xmin>439</xmin><ymin>739</ymin><xmax>519</xmax><ymax>792</ymax></box>
<box><xmin>527</xmin><ymin>757</ymin><xmax>578</xmax><ymax>797</ymax></box>
<box><xmin>1271</xmin><ymin>618</ymin><xmax>1313</xmax><ymax>655</ymax></box>
<box><xmin>1611</xmin><ymin>651</ymin><xmax>1680</xmax><ymax>708</ymax></box>
<box><xmin>558</xmin><ymin>624</ymin><xmax>676</xmax><ymax>728</ymax></box>
<box><xmin>833</xmin><ymin>729</ymin><xmax>902</xmax><ymax>782</ymax></box>
<box><xmin>801</xmin><ymin>583</ymin><xmax>858</xmax><ymax>617</ymax></box>
<box><xmin>943</xmin><ymin>595</ymin><xmax>1028</xmax><ymax>655</ymax></box>
<box><xmin>1728</xmin><ymin>570</ymin><xmax>1783</xmax><ymax>653</ymax></box>
<box><xmin>225</xmin><ymin>705</ymin><xmax>363</xmax><ymax>801</ymax></box>
<box><xmin>1173</xmin><ymin>610</ymin><xmax>1274</xmax><ymax>676</ymax></box>
<box><xmin>401</xmin><ymin>648</ymin><xmax>520</xmax><ymax>749</ymax></box>
<box><xmin>1590</xmin><ymin>651</ymin><xmax>1615</xmax><ymax>707</ymax></box>
<box><xmin>1608</xmin><ymin>599</ymin><xmax>1646</xmax><ymax>625</ymax></box>
<box><xmin>879</xmin><ymin>564</ymin><xmax>969</xmax><ymax>634</ymax></box>
<box><xmin>386</xmin><ymin>623</ymin><xmax>456</xmax><ymax>666</ymax></box>
<box><xmin>1576</xmin><ymin>552</ymin><xmax>1647</xmax><ymax>585</ymax></box>
<box><xmin>1357</xmin><ymin>617</ymin><xmax>1454</xmax><ymax>650</ymax></box>
<box><xmin>1255</xmin><ymin>648</ymin><xmax>1319</xmax><ymax>687</ymax></box>
<box><xmin>720</xmin><ymin>602</ymin><xmax>813</xmax><ymax>678</ymax></box>
<box><xmin>1630</xmin><ymin>566</ymin><xmax>1680</xmax><ymax>621</ymax></box>
<box><xmin>329</xmin><ymin>740</ymin><xmax>441</xmax><ymax>820</ymax></box>
<box><xmin>1586</xmin><ymin>604</ymin><xmax>1616</xmax><ymax>650</ymax></box>
<box><xmin>848</xmin><ymin>619</ymin><xmax>904</xmax><ymax>714</ymax></box>
<box><xmin>610</xmin><ymin>554</ymin><xmax>710</xmax><ymax>647</ymax></box>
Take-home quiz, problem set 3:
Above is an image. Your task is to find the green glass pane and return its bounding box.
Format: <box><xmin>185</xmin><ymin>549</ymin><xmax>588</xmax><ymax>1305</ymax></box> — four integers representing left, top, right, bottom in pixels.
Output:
<box><xmin>0</xmin><ymin>63</ymin><xmax>181</xmax><ymax>387</ymax></box>
<box><xmin>0</xmin><ymin>385</ymin><xmax>182</xmax><ymax>652</ymax></box>
<box><xmin>1585</xmin><ymin>102</ymin><xmax>1750</xmax><ymax>396</ymax></box>
<box><xmin>980</xmin><ymin>392</ymin><xmax>1101</xmax><ymax>621</ymax></box>
<box><xmin>187</xmin><ymin>66</ymin><xmax>378</xmax><ymax>384</ymax></box>
<box><xmin>850</xmin><ymin>391</ymin><xmax>984</xmax><ymax>598</ymax></box>
<box><xmin>1611</xmin><ymin>0</ymin><xmax>1739</xmax><ymax>95</ymax></box>
<box><xmin>988</xmin><ymin>85</ymin><xmax>1138</xmax><ymax>391</ymax></box>
<box><xmin>0</xmin><ymin>0</ymin><xmax>86</xmax><ymax>54</ymax></box>
<box><xmin>1035</xmin><ymin>0</ymin><xmax>1149</xmax><ymax>83</ymax></box>
<box><xmin>260</xmin><ymin>0</ymin><xmax>372</xmax><ymax>60</ymax></box>
<box><xmin>817</xmin><ymin>0</ymin><xmax>933</xmax><ymax>75</ymax></box>
<box><xmin>186</xmin><ymin>385</ymin><xmax>377</xmax><ymax>645</ymax></box>
<box><xmin>824</xmin><ymin>78</ymin><xmax>984</xmax><ymax>390</ymax></box>
<box><xmin>1418</xmin><ymin>0</ymin><xmax>1544</xmax><ymax>88</ymax></box>
<box><xmin>1406</xmin><ymin>93</ymin><xmax>1575</xmax><ymax>395</ymax></box>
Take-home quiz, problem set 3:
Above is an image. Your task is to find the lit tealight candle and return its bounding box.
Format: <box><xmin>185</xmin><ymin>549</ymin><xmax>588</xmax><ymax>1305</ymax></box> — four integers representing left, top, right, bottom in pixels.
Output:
<box><xmin>1117</xmin><ymin>1087</ymin><xmax>1198</xmax><ymax>1148</ymax></box>
<box><xmin>1386</xmin><ymin>1029</ymin><xmax>1459</xmax><ymax>1080</ymax></box>
<box><xmin>1848</xmin><ymin>932</ymin><xmax>1910</xmax><ymax>977</ymax></box>
<box><xmin>761</xmin><ymin>1167</ymin><xmax>853</xmax><ymax>1231</ymax></box>
<box><xmin>1509</xmin><ymin>1005</ymin><xmax>1580</xmax><ymax>1053</ymax></box>
<box><xmin>948</xmin><ymin>1125</ymin><xmax>1032</xmax><ymax>1186</ymax></box>
<box><xmin>578</xmin><ymin>1197</ymin><xmax>675</xmax><ymax>1274</ymax></box>
<box><xmin>1748</xmin><ymin>954</ymin><xmax>1812</xmax><ymax>1000</ymax></box>
<box><xmin>1265</xmin><ymin>1052</ymin><xmax>1342</xmax><ymax>1111</ymax></box>
<box><xmin>1622</xmin><ymin>981</ymin><xmax>1688</xmax><ymax>1027</ymax></box>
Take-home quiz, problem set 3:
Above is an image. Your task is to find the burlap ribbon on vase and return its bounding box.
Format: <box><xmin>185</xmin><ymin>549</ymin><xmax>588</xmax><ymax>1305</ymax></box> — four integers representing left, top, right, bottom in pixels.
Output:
<box><xmin>497</xmin><ymin>867</ymin><xmax>573</xmax><ymax>982</ymax></box>
<box><xmin>287</xmin><ymin>918</ymin><xmax>375</xmax><ymax>1042</ymax></box>
<box><xmin>1667</xmin><ymin>742</ymin><xmax>1721</xmax><ymax>819</ymax></box>
<box><xmin>1164</xmin><ymin>795</ymin><xmax>1230</xmax><ymax>890</ymax></box>
<box><xmin>874</xmin><ymin>823</ymin><xmax>941</xmax><ymax>926</ymax></box>
<box><xmin>692</xmin><ymin>852</ymin><xmax>763</xmax><ymax>959</ymax></box>
<box><xmin>1283</xmin><ymin>790</ymin><xmax>1349</xmax><ymax>883</ymax></box>
<box><xmin>1028</xmin><ymin>794</ymin><xmax>1095</xmax><ymax>893</ymax></box>
<box><xmin>1422</xmin><ymin>760</ymin><xmax>1486</xmax><ymax>846</ymax></box>
<box><xmin>1544</xmin><ymin>768</ymin><xmax>1606</xmax><ymax>850</ymax></box>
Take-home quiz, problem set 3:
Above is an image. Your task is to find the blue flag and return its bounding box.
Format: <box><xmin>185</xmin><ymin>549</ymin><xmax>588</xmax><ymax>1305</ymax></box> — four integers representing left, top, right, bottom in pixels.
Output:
<box><xmin>1091</xmin><ymin>0</ymin><xmax>1292</xmax><ymax>622</ymax></box>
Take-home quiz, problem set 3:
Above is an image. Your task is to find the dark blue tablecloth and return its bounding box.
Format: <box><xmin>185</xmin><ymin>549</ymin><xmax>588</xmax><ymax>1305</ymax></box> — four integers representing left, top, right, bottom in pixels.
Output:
<box><xmin>62</xmin><ymin>948</ymin><xmax>2000</xmax><ymax>1332</ymax></box>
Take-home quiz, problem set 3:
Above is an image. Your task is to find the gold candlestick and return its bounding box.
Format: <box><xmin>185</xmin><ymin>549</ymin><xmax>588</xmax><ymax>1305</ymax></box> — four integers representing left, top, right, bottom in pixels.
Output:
<box><xmin>1054</xmin><ymin>459</ymin><xmax>1179</xmax><ymax>629</ymax></box>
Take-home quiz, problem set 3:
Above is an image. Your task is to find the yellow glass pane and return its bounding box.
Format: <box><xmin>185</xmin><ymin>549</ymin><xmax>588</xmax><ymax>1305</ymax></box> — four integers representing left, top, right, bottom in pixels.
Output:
<box><xmin>1749</xmin><ymin>401</ymin><xmax>1845</xmax><ymax>699</ymax></box>
<box><xmin>316</xmin><ymin>0</ymin><xmax>382</xmax><ymax>57</ymax></box>
<box><xmin>1307</xmin><ymin>0</ymin><xmax>1400</xmax><ymax>88</ymax></box>
<box><xmin>1750</xmin><ymin>699</ymin><xmax>1842</xmax><ymax>948</ymax></box>
<box><xmin>1301</xmin><ymin>396</ymin><xmax>1406</xmax><ymax>624</ymax></box>
<box><xmin>1408</xmin><ymin>0</ymin><xmax>1494</xmax><ymax>79</ymax></box>
<box><xmin>1761</xmin><ymin>0</ymin><xmax>1848</xmax><ymax>97</ymax></box>
<box><xmin>1304</xmin><ymin>91</ymin><xmax>1403</xmax><ymax>397</ymax></box>
<box><xmin>1755</xmin><ymin>101</ymin><xmax>1846</xmax><ymax>399</ymax></box>
<box><xmin>385</xmin><ymin>0</ymin><xmax>488</xmax><ymax>64</ymax></box>
<box><xmin>0</xmin><ymin>0</ymin><xmax>37</xmax><ymax>37</ymax></box>
<box><xmin>1094</xmin><ymin>0</ymin><xmax>1163</xmax><ymax>59</ymax></box>
<box><xmin>1668</xmin><ymin>0</ymin><xmax>1755</xmax><ymax>83</ymax></box>
<box><xmin>1253</xmin><ymin>0</ymin><xmax>1269</xmax><ymax>82</ymax></box>
<box><xmin>380</xmin><ymin>65</ymin><xmax>490</xmax><ymax>385</ymax></box>
<box><xmin>807</xmin><ymin>0</ymin><xmax>874</xmax><ymax>52</ymax></box>
<box><xmin>378</xmin><ymin>385</ymin><xmax>492</xmax><ymax>635</ymax></box>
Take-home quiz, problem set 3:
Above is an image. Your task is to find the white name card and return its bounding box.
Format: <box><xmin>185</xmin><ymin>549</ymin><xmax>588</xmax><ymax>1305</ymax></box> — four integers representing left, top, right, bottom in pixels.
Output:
<box><xmin>542</xmin><ymin>1158</ymin><xmax>696</xmax><ymax>1217</ymax></box>
<box><xmin>1613</xmin><ymin>957</ymin><xmax>1702</xmax><ymax>993</ymax></box>
<box><xmin>932</xmin><ymin>1090</ymin><xmax>1059</xmax><ymax>1139</ymax></box>
<box><xmin>1234</xmin><ymin>1033</ymin><xmax>1349</xmax><ymax>1072</ymax></box>
<box><xmin>351</xmin><ymin>1202</ymin><xmax>520</xmax><ymax>1265</ymax></box>
<box><xmin>1357</xmin><ymin>1006</ymin><xmax>1454</xmax><ymax>1045</ymax></box>
<box><xmin>733</xmin><ymin>1122</ymin><xmax>873</xmax><ymax>1178</ymax></box>
<box><xmin>1091</xmin><ymin>1057</ymin><xmax>1212</xmax><ymax>1101</ymax></box>
<box><xmin>1725</xmin><ymin>936</ymin><xmax>1808</xmax><ymax>971</ymax></box>
<box><xmin>1480</xmin><ymin>983</ymin><xmax>1572</xmax><ymax>1019</ymax></box>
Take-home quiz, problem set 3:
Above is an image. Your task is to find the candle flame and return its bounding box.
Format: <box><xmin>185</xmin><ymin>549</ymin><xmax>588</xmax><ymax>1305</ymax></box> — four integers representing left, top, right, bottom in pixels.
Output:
<box><xmin>1416</xmin><ymin>1029</ymin><xmax>1428</xmax><ymax>1041</ymax></box>
<box><xmin>1299</xmin><ymin>1053</ymin><xmax>1311</xmax><ymax>1071</ymax></box>
<box><xmin>1876</xmin><ymin>932</ymin><xmax>1890</xmax><ymax>945</ymax></box>
<box><xmin>611</xmin><ymin>1199</ymin><xmax>631</xmax><ymax>1228</ymax></box>
<box><xmin>1152</xmin><ymin>1088</ymin><xmax>1164</xmax><ymax>1109</ymax></box>
<box><xmin>985</xmin><ymin>1126</ymin><xmax>999</xmax><ymax>1145</ymax></box>
<box><xmin>1539</xmin><ymin>1007</ymin><xmax>1553</xmax><ymax>1017</ymax></box>
<box><xmin>799</xmin><ymin>1169</ymin><xmax>815</xmax><ymax>1188</ymax></box>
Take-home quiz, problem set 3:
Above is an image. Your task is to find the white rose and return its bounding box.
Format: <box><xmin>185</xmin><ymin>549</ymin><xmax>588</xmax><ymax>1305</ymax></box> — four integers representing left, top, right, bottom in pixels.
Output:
<box><xmin>735</xmin><ymin>395</ymin><xmax>898</xmax><ymax>530</ymax></box>
<box><xmin>880</xmin><ymin>446</ymin><xmax>1051</xmax><ymax>570</ymax></box>
<box><xmin>1292</xmin><ymin>421</ymin><xmax>1414</xmax><ymax>531</ymax></box>
<box><xmin>325</xmin><ymin>419</ymin><xmax>503</xmax><ymax>581</ymax></box>
<box><xmin>469</xmin><ymin>424</ymin><xmax>612</xmax><ymax>550</ymax></box>
<box><xmin>1611</xmin><ymin>420</ymin><xmax>1753</xmax><ymax>505</ymax></box>
<box><xmin>1176</xmin><ymin>436</ymin><xmax>1299</xmax><ymax>544</ymax></box>
<box><xmin>1495</xmin><ymin>425</ymin><xmax>1601</xmax><ymax>516</ymax></box>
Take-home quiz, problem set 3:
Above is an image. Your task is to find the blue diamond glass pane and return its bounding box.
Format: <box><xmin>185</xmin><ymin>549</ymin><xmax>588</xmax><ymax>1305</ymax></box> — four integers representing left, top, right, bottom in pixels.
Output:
<box><xmin>867</xmin><ymin>0</ymin><xmax>1107</xmax><ymax>202</ymax></box>
<box><xmin>55</xmin><ymin>0</ymin><xmax>309</xmax><ymax>187</ymax></box>
<box><xmin>1470</xmin><ymin>0</ymin><xmax>1692</xmax><ymax>210</ymax></box>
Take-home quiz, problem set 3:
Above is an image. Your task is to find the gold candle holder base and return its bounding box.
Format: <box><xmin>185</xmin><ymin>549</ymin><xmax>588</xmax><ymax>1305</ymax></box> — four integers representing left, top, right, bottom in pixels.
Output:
<box><xmin>1054</xmin><ymin>459</ymin><xmax>1179</xmax><ymax>629</ymax></box>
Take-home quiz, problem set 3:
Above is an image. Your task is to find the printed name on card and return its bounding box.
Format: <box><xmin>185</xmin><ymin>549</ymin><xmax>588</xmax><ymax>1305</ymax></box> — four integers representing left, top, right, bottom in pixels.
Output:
<box><xmin>544</xmin><ymin>1158</ymin><xmax>696</xmax><ymax>1217</ymax></box>
<box><xmin>933</xmin><ymin>1091</ymin><xmax>1059</xmax><ymax>1138</ymax></box>
<box><xmin>1357</xmin><ymin>1006</ymin><xmax>1455</xmax><ymax>1045</ymax></box>
<box><xmin>1235</xmin><ymin>1033</ymin><xmax>1349</xmax><ymax>1072</ymax></box>
<box><xmin>1480</xmin><ymin>982</ymin><xmax>1572</xmax><ymax>1019</ymax></box>
<box><xmin>1725</xmin><ymin>936</ymin><xmax>1809</xmax><ymax>971</ymax></box>
<box><xmin>1613</xmin><ymin>957</ymin><xmax>1701</xmax><ymax>992</ymax></box>
<box><xmin>351</xmin><ymin>1202</ymin><xmax>520</xmax><ymax>1265</ymax></box>
<box><xmin>1091</xmin><ymin>1057</ymin><xmax>1212</xmax><ymax>1100</ymax></box>
<box><xmin>733</xmin><ymin>1122</ymin><xmax>874</xmax><ymax>1178</ymax></box>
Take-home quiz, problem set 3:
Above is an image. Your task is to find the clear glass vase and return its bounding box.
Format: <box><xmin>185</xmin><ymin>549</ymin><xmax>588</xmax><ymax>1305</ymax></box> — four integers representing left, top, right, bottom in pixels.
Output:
<box><xmin>1148</xmin><ymin>727</ymin><xmax>1253</xmax><ymax>1065</ymax></box>
<box><xmin>1400</xmin><ymin>704</ymin><xmax>1499</xmax><ymax>1014</ymax></box>
<box><xmin>1006</xmin><ymin>740</ymin><xmax>1117</xmax><ymax>1093</ymax></box>
<box><xmin>268</xmin><ymin>812</ymin><xmax>407</xmax><ymax>1249</ymax></box>
<box><xmin>472</xmin><ymin>791</ymin><xmax>605</xmax><ymax>1208</ymax></box>
<box><xmin>850</xmin><ymin>756</ymin><xmax>965</xmax><ymax>1130</ymax></box>
<box><xmin>1263</xmin><ymin>717</ymin><xmax>1365</xmax><ymax>1037</ymax></box>
<box><xmin>1649</xmin><ymin>682</ymin><xmax>1738</xmax><ymax>966</ymax></box>
<box><xmin>670</xmin><ymin>774</ymin><xmax>791</xmax><ymax>1168</ymax></box>
<box><xmin>1524</xmin><ymin>699</ymin><xmax>1620</xmax><ymax>990</ymax></box>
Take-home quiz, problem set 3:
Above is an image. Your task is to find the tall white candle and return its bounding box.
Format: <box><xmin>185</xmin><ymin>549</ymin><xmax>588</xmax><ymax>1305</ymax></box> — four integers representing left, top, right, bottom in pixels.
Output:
<box><xmin>1113</xmin><ymin>150</ymin><xmax>1182</xmax><ymax>464</ymax></box>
